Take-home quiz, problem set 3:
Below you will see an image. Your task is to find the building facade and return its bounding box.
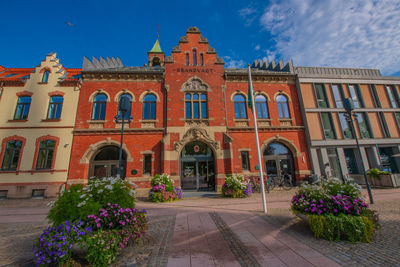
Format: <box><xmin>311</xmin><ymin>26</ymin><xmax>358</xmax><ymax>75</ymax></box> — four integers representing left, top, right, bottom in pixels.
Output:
<box><xmin>3</xmin><ymin>27</ymin><xmax>399</xmax><ymax>198</ymax></box>
<box><xmin>296</xmin><ymin>66</ymin><xmax>400</xmax><ymax>185</ymax></box>
<box><xmin>67</xmin><ymin>27</ymin><xmax>311</xmax><ymax>195</ymax></box>
<box><xmin>0</xmin><ymin>53</ymin><xmax>80</xmax><ymax>198</ymax></box>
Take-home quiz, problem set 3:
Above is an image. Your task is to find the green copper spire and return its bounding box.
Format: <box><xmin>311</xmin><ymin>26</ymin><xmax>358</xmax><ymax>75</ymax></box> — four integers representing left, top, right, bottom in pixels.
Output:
<box><xmin>149</xmin><ymin>38</ymin><xmax>162</xmax><ymax>53</ymax></box>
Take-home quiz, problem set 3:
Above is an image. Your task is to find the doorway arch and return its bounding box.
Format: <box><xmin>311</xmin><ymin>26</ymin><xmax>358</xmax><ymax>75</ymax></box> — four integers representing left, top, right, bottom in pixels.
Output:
<box><xmin>89</xmin><ymin>145</ymin><xmax>127</xmax><ymax>178</ymax></box>
<box><xmin>263</xmin><ymin>142</ymin><xmax>295</xmax><ymax>185</ymax></box>
<box><xmin>180</xmin><ymin>141</ymin><xmax>215</xmax><ymax>191</ymax></box>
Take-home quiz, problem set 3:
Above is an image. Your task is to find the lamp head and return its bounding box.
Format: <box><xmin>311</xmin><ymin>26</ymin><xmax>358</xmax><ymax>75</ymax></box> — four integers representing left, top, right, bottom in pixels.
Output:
<box><xmin>344</xmin><ymin>98</ymin><xmax>354</xmax><ymax>112</ymax></box>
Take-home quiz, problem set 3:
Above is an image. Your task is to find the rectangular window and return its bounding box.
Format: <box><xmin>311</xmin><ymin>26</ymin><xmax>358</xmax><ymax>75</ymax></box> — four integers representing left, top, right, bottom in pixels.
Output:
<box><xmin>320</xmin><ymin>112</ymin><xmax>336</xmax><ymax>139</ymax></box>
<box><xmin>378</xmin><ymin>112</ymin><xmax>391</xmax><ymax>138</ymax></box>
<box><xmin>186</xmin><ymin>53</ymin><xmax>189</xmax><ymax>66</ymax></box>
<box><xmin>185</xmin><ymin>102</ymin><xmax>192</xmax><ymax>119</ymax></box>
<box><xmin>14</xmin><ymin>96</ymin><xmax>31</xmax><ymax>120</ymax></box>
<box><xmin>331</xmin><ymin>84</ymin><xmax>344</xmax><ymax>108</ymax></box>
<box><xmin>355</xmin><ymin>113</ymin><xmax>372</xmax><ymax>138</ymax></box>
<box><xmin>317</xmin><ymin>149</ymin><xmax>326</xmax><ymax>176</ymax></box>
<box><xmin>193</xmin><ymin>102</ymin><xmax>200</xmax><ymax>118</ymax></box>
<box><xmin>344</xmin><ymin>148</ymin><xmax>360</xmax><ymax>174</ymax></box>
<box><xmin>143</xmin><ymin>154</ymin><xmax>152</xmax><ymax>175</ymax></box>
<box><xmin>314</xmin><ymin>84</ymin><xmax>329</xmax><ymax>108</ymax></box>
<box><xmin>47</xmin><ymin>96</ymin><xmax>63</xmax><ymax>119</ymax></box>
<box><xmin>385</xmin><ymin>85</ymin><xmax>399</xmax><ymax>108</ymax></box>
<box><xmin>338</xmin><ymin>113</ymin><xmax>353</xmax><ymax>138</ymax></box>
<box><xmin>200</xmin><ymin>54</ymin><xmax>204</xmax><ymax>66</ymax></box>
<box><xmin>379</xmin><ymin>147</ymin><xmax>398</xmax><ymax>173</ymax></box>
<box><xmin>1</xmin><ymin>141</ymin><xmax>22</xmax><ymax>170</ymax></box>
<box><xmin>395</xmin><ymin>113</ymin><xmax>400</xmax><ymax>132</ymax></box>
<box><xmin>348</xmin><ymin>84</ymin><xmax>363</xmax><ymax>108</ymax></box>
<box><xmin>193</xmin><ymin>50</ymin><xmax>197</xmax><ymax>66</ymax></box>
<box><xmin>327</xmin><ymin>148</ymin><xmax>342</xmax><ymax>179</ymax></box>
<box><xmin>36</xmin><ymin>140</ymin><xmax>56</xmax><ymax>170</ymax></box>
<box><xmin>241</xmin><ymin>151</ymin><xmax>250</xmax><ymax>171</ymax></box>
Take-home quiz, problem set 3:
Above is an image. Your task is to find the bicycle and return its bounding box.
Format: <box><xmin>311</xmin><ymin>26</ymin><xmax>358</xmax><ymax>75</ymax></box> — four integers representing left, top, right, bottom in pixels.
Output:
<box><xmin>266</xmin><ymin>174</ymin><xmax>293</xmax><ymax>192</ymax></box>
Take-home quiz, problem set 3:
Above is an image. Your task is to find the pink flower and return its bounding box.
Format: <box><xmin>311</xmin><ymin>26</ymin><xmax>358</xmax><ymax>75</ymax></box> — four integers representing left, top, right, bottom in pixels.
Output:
<box><xmin>96</xmin><ymin>223</ymin><xmax>101</xmax><ymax>228</ymax></box>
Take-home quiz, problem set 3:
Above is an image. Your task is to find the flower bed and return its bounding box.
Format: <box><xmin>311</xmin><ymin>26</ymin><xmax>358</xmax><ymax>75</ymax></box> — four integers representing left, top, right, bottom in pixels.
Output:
<box><xmin>34</xmin><ymin>177</ymin><xmax>148</xmax><ymax>266</ymax></box>
<box><xmin>148</xmin><ymin>174</ymin><xmax>184</xmax><ymax>202</ymax></box>
<box><xmin>222</xmin><ymin>174</ymin><xmax>252</xmax><ymax>198</ymax></box>
<box><xmin>291</xmin><ymin>178</ymin><xmax>379</xmax><ymax>242</ymax></box>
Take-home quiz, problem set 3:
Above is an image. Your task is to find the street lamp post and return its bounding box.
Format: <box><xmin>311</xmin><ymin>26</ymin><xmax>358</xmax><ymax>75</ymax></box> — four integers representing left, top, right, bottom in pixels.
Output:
<box><xmin>343</xmin><ymin>98</ymin><xmax>374</xmax><ymax>204</ymax></box>
<box><xmin>115</xmin><ymin>95</ymin><xmax>132</xmax><ymax>179</ymax></box>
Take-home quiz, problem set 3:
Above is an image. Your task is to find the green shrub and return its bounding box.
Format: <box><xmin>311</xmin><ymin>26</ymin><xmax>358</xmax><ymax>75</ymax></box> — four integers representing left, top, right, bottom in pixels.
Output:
<box><xmin>308</xmin><ymin>214</ymin><xmax>375</xmax><ymax>243</ymax></box>
<box><xmin>48</xmin><ymin>184</ymin><xmax>102</xmax><ymax>225</ymax></box>
<box><xmin>48</xmin><ymin>177</ymin><xmax>136</xmax><ymax>225</ymax></box>
<box><xmin>151</xmin><ymin>173</ymin><xmax>174</xmax><ymax>191</ymax></box>
<box><xmin>84</xmin><ymin>230</ymin><xmax>120</xmax><ymax>267</ymax></box>
<box><xmin>367</xmin><ymin>168</ymin><xmax>391</xmax><ymax>179</ymax></box>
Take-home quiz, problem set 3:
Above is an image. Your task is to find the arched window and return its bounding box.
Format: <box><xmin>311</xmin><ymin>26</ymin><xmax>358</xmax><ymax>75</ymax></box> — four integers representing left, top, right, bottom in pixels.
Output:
<box><xmin>1</xmin><ymin>140</ymin><xmax>22</xmax><ymax>170</ymax></box>
<box><xmin>193</xmin><ymin>49</ymin><xmax>197</xmax><ymax>66</ymax></box>
<box><xmin>14</xmin><ymin>96</ymin><xmax>31</xmax><ymax>120</ymax></box>
<box><xmin>91</xmin><ymin>94</ymin><xmax>107</xmax><ymax>120</ymax></box>
<box><xmin>185</xmin><ymin>93</ymin><xmax>208</xmax><ymax>119</ymax></box>
<box><xmin>276</xmin><ymin>94</ymin><xmax>290</xmax><ymax>118</ymax></box>
<box><xmin>36</xmin><ymin>140</ymin><xmax>56</xmax><ymax>170</ymax></box>
<box><xmin>152</xmin><ymin>57</ymin><xmax>161</xmax><ymax>67</ymax></box>
<box><xmin>233</xmin><ymin>94</ymin><xmax>247</xmax><ymax>119</ymax></box>
<box><xmin>200</xmin><ymin>53</ymin><xmax>204</xmax><ymax>66</ymax></box>
<box><xmin>47</xmin><ymin>96</ymin><xmax>63</xmax><ymax>119</ymax></box>
<box><xmin>42</xmin><ymin>70</ymin><xmax>50</xmax><ymax>83</ymax></box>
<box><xmin>255</xmin><ymin>95</ymin><xmax>269</xmax><ymax>119</ymax></box>
<box><xmin>118</xmin><ymin>93</ymin><xmax>132</xmax><ymax>119</ymax></box>
<box><xmin>143</xmin><ymin>94</ymin><xmax>157</xmax><ymax>120</ymax></box>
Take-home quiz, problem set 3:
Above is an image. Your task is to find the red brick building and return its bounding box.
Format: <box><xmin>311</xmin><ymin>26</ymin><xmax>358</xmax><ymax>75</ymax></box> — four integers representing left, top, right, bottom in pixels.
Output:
<box><xmin>68</xmin><ymin>27</ymin><xmax>311</xmax><ymax>194</ymax></box>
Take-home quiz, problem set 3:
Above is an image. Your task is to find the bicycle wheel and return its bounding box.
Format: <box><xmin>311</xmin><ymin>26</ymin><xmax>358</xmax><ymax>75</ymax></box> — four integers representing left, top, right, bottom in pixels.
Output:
<box><xmin>282</xmin><ymin>175</ymin><xmax>293</xmax><ymax>190</ymax></box>
<box><xmin>266</xmin><ymin>176</ymin><xmax>275</xmax><ymax>192</ymax></box>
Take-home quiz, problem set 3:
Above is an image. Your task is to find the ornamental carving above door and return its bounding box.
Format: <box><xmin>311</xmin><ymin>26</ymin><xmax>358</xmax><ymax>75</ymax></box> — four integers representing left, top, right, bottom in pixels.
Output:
<box><xmin>174</xmin><ymin>127</ymin><xmax>219</xmax><ymax>151</ymax></box>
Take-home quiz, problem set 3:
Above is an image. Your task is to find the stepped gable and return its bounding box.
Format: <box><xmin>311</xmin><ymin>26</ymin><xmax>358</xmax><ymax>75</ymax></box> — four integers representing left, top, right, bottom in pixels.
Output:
<box><xmin>165</xmin><ymin>26</ymin><xmax>224</xmax><ymax>65</ymax></box>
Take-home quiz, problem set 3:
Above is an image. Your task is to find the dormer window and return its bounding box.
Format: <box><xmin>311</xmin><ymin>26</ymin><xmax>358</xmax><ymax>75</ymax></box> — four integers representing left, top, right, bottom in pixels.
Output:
<box><xmin>42</xmin><ymin>70</ymin><xmax>50</xmax><ymax>83</ymax></box>
<box><xmin>193</xmin><ymin>49</ymin><xmax>197</xmax><ymax>66</ymax></box>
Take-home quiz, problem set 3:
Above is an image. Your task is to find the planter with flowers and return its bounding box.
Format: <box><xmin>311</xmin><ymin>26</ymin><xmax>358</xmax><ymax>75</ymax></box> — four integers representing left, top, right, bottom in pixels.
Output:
<box><xmin>291</xmin><ymin>178</ymin><xmax>379</xmax><ymax>243</ymax></box>
<box><xmin>222</xmin><ymin>174</ymin><xmax>252</xmax><ymax>198</ymax></box>
<box><xmin>34</xmin><ymin>177</ymin><xmax>148</xmax><ymax>266</ymax></box>
<box><xmin>148</xmin><ymin>174</ymin><xmax>184</xmax><ymax>202</ymax></box>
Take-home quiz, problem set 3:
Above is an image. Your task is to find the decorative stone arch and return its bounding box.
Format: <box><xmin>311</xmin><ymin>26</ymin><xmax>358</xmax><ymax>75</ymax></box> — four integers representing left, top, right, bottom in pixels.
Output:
<box><xmin>88</xmin><ymin>89</ymin><xmax>111</xmax><ymax>102</ymax></box>
<box><xmin>80</xmin><ymin>138</ymin><xmax>133</xmax><ymax>164</ymax></box>
<box><xmin>114</xmin><ymin>89</ymin><xmax>136</xmax><ymax>102</ymax></box>
<box><xmin>254</xmin><ymin>91</ymin><xmax>271</xmax><ymax>102</ymax></box>
<box><xmin>138</xmin><ymin>89</ymin><xmax>161</xmax><ymax>102</ymax></box>
<box><xmin>173</xmin><ymin>127</ymin><xmax>219</xmax><ymax>154</ymax></box>
<box><xmin>149</xmin><ymin>56</ymin><xmax>163</xmax><ymax>67</ymax></box>
<box><xmin>273</xmin><ymin>91</ymin><xmax>292</xmax><ymax>102</ymax></box>
<box><xmin>261</xmin><ymin>135</ymin><xmax>301</xmax><ymax>157</ymax></box>
<box><xmin>230</xmin><ymin>90</ymin><xmax>248</xmax><ymax>102</ymax></box>
<box><xmin>48</xmin><ymin>91</ymin><xmax>65</xmax><ymax>97</ymax></box>
<box><xmin>180</xmin><ymin>76</ymin><xmax>212</xmax><ymax>92</ymax></box>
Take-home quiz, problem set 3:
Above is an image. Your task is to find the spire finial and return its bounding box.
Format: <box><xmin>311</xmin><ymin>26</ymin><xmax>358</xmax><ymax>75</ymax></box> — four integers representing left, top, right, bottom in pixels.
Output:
<box><xmin>157</xmin><ymin>24</ymin><xmax>159</xmax><ymax>39</ymax></box>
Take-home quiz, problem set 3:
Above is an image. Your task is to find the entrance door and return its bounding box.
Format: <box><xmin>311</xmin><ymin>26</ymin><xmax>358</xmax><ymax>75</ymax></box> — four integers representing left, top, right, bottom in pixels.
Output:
<box><xmin>89</xmin><ymin>146</ymin><xmax>126</xmax><ymax>178</ymax></box>
<box><xmin>264</xmin><ymin>142</ymin><xmax>295</xmax><ymax>185</ymax></box>
<box><xmin>180</xmin><ymin>142</ymin><xmax>215</xmax><ymax>191</ymax></box>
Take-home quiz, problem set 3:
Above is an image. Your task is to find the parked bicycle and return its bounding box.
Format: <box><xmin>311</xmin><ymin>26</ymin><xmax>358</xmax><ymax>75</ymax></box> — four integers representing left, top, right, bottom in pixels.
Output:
<box><xmin>265</xmin><ymin>174</ymin><xmax>293</xmax><ymax>192</ymax></box>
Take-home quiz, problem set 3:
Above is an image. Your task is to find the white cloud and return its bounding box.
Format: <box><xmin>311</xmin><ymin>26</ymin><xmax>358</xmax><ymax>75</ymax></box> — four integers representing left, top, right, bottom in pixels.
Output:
<box><xmin>224</xmin><ymin>57</ymin><xmax>246</xmax><ymax>68</ymax></box>
<box><xmin>255</xmin><ymin>44</ymin><xmax>260</xmax><ymax>51</ymax></box>
<box><xmin>258</xmin><ymin>0</ymin><xmax>400</xmax><ymax>75</ymax></box>
<box><xmin>239</xmin><ymin>7</ymin><xmax>257</xmax><ymax>26</ymax></box>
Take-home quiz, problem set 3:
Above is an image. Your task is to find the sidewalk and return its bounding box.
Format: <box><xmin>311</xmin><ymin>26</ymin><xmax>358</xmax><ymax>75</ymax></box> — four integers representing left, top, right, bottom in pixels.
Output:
<box><xmin>1</xmin><ymin>188</ymin><xmax>399</xmax><ymax>266</ymax></box>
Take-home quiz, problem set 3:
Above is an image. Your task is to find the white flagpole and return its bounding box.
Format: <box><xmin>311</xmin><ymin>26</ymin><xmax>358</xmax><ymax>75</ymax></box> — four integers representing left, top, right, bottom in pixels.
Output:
<box><xmin>248</xmin><ymin>64</ymin><xmax>267</xmax><ymax>213</ymax></box>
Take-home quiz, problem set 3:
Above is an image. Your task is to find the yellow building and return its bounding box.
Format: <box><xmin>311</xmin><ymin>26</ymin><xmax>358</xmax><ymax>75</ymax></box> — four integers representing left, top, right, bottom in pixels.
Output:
<box><xmin>0</xmin><ymin>53</ymin><xmax>81</xmax><ymax>198</ymax></box>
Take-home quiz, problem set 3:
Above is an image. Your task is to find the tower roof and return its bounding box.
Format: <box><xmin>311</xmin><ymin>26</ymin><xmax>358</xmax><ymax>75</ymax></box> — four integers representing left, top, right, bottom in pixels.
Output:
<box><xmin>149</xmin><ymin>38</ymin><xmax>163</xmax><ymax>53</ymax></box>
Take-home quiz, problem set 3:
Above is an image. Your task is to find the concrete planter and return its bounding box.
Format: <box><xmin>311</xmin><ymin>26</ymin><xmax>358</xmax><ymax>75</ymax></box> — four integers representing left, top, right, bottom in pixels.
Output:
<box><xmin>367</xmin><ymin>174</ymin><xmax>396</xmax><ymax>187</ymax></box>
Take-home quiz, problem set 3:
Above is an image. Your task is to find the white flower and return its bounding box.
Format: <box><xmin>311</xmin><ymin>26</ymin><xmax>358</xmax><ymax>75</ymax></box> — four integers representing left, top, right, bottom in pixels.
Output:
<box><xmin>98</xmin><ymin>189</ymin><xmax>103</xmax><ymax>193</ymax></box>
<box><xmin>80</xmin><ymin>194</ymin><xmax>86</xmax><ymax>199</ymax></box>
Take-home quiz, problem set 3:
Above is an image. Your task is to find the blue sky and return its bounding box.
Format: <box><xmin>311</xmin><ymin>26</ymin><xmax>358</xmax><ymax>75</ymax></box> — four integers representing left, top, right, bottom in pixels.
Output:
<box><xmin>1</xmin><ymin>0</ymin><xmax>399</xmax><ymax>75</ymax></box>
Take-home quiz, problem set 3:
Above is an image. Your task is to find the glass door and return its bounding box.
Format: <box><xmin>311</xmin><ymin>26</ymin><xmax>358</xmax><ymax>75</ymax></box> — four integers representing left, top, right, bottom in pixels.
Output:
<box><xmin>265</xmin><ymin>160</ymin><xmax>278</xmax><ymax>182</ymax></box>
<box><xmin>182</xmin><ymin>161</ymin><xmax>197</xmax><ymax>190</ymax></box>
